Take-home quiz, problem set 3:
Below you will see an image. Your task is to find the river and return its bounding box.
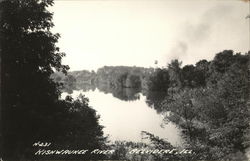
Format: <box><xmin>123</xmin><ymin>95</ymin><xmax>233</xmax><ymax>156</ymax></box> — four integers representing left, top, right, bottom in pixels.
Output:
<box><xmin>61</xmin><ymin>88</ymin><xmax>184</xmax><ymax>147</ymax></box>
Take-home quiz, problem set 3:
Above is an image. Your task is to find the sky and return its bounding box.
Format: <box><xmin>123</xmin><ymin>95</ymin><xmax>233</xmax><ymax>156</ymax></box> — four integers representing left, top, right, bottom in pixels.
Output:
<box><xmin>50</xmin><ymin>0</ymin><xmax>249</xmax><ymax>71</ymax></box>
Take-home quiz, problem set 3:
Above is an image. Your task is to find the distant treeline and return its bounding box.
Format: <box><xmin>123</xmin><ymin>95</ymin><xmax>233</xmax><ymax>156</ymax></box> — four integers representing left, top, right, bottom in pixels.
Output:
<box><xmin>51</xmin><ymin>66</ymin><xmax>154</xmax><ymax>92</ymax></box>
<box><xmin>52</xmin><ymin>50</ymin><xmax>249</xmax><ymax>95</ymax></box>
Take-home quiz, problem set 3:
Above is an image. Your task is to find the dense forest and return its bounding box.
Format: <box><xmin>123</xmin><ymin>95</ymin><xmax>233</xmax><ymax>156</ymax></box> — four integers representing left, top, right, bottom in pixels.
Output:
<box><xmin>1</xmin><ymin>0</ymin><xmax>249</xmax><ymax>161</ymax></box>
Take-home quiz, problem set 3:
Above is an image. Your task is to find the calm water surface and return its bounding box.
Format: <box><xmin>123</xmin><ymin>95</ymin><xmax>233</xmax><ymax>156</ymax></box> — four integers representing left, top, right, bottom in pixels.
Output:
<box><xmin>62</xmin><ymin>89</ymin><xmax>183</xmax><ymax>146</ymax></box>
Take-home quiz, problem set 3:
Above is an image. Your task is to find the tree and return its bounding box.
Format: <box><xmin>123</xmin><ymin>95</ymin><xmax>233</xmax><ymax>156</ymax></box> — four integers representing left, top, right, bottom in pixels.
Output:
<box><xmin>125</xmin><ymin>74</ymin><xmax>141</xmax><ymax>88</ymax></box>
<box><xmin>168</xmin><ymin>59</ymin><xmax>182</xmax><ymax>88</ymax></box>
<box><xmin>182</xmin><ymin>64</ymin><xmax>207</xmax><ymax>88</ymax></box>
<box><xmin>147</xmin><ymin>68</ymin><xmax>170</xmax><ymax>92</ymax></box>
<box><xmin>182</xmin><ymin>65</ymin><xmax>195</xmax><ymax>88</ymax></box>
<box><xmin>211</xmin><ymin>50</ymin><xmax>234</xmax><ymax>73</ymax></box>
<box><xmin>194</xmin><ymin>60</ymin><xmax>209</xmax><ymax>87</ymax></box>
<box><xmin>1</xmin><ymin>0</ymin><xmax>105</xmax><ymax>159</ymax></box>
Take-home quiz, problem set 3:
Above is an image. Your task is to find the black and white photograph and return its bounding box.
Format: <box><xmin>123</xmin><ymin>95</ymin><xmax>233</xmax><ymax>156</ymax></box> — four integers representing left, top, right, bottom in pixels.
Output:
<box><xmin>0</xmin><ymin>0</ymin><xmax>250</xmax><ymax>160</ymax></box>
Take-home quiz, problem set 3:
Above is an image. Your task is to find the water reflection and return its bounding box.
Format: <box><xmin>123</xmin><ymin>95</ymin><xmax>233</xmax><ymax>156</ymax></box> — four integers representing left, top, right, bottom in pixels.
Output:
<box><xmin>96</xmin><ymin>82</ymin><xmax>141</xmax><ymax>101</ymax></box>
<box><xmin>61</xmin><ymin>89</ymin><xmax>184</xmax><ymax>147</ymax></box>
<box><xmin>144</xmin><ymin>91</ymin><xmax>167</xmax><ymax>114</ymax></box>
<box><xmin>76</xmin><ymin>82</ymin><xmax>96</xmax><ymax>92</ymax></box>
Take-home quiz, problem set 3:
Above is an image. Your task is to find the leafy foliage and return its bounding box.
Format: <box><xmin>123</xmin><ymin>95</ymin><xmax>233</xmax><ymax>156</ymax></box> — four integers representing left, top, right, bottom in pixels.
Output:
<box><xmin>1</xmin><ymin>0</ymin><xmax>106</xmax><ymax>160</ymax></box>
<box><xmin>147</xmin><ymin>68</ymin><xmax>170</xmax><ymax>92</ymax></box>
<box><xmin>144</xmin><ymin>50</ymin><xmax>250</xmax><ymax>161</ymax></box>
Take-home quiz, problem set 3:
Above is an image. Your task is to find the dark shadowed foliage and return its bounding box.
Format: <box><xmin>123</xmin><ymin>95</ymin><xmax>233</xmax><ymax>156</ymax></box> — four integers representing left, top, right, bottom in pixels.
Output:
<box><xmin>0</xmin><ymin>0</ymin><xmax>106</xmax><ymax>160</ymax></box>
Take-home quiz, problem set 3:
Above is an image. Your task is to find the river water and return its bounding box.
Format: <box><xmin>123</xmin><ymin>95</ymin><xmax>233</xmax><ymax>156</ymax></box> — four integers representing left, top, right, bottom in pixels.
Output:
<box><xmin>61</xmin><ymin>88</ymin><xmax>183</xmax><ymax>147</ymax></box>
